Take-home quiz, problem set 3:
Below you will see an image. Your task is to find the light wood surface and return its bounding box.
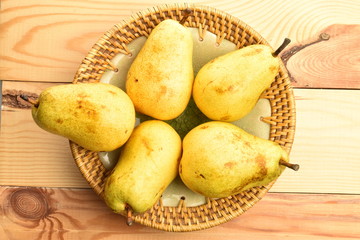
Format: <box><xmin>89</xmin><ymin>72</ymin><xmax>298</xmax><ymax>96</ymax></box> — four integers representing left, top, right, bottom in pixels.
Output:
<box><xmin>1</xmin><ymin>186</ymin><xmax>359</xmax><ymax>240</ymax></box>
<box><xmin>1</xmin><ymin>0</ymin><xmax>360</xmax><ymax>238</ymax></box>
<box><xmin>284</xmin><ymin>24</ymin><xmax>360</xmax><ymax>88</ymax></box>
<box><xmin>1</xmin><ymin>0</ymin><xmax>359</xmax><ymax>83</ymax></box>
<box><xmin>2</xmin><ymin>81</ymin><xmax>360</xmax><ymax>194</ymax></box>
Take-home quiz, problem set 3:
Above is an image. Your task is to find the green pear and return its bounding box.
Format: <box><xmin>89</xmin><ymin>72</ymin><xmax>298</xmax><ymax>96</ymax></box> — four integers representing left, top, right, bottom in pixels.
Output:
<box><xmin>104</xmin><ymin>120</ymin><xmax>182</xmax><ymax>214</ymax></box>
<box><xmin>29</xmin><ymin>82</ymin><xmax>135</xmax><ymax>152</ymax></box>
<box><xmin>179</xmin><ymin>121</ymin><xmax>298</xmax><ymax>198</ymax></box>
<box><xmin>126</xmin><ymin>19</ymin><xmax>194</xmax><ymax>120</ymax></box>
<box><xmin>193</xmin><ymin>39</ymin><xmax>290</xmax><ymax>122</ymax></box>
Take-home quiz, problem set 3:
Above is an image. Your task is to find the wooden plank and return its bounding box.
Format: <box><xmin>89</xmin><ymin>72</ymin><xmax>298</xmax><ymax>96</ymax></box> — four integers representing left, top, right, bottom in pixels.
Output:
<box><xmin>0</xmin><ymin>81</ymin><xmax>88</xmax><ymax>188</ymax></box>
<box><xmin>1</xmin><ymin>0</ymin><xmax>360</xmax><ymax>83</ymax></box>
<box><xmin>282</xmin><ymin>24</ymin><xmax>360</xmax><ymax>89</ymax></box>
<box><xmin>0</xmin><ymin>185</ymin><xmax>359</xmax><ymax>239</ymax></box>
<box><xmin>271</xmin><ymin>88</ymin><xmax>360</xmax><ymax>194</ymax></box>
<box><xmin>2</xmin><ymin>81</ymin><xmax>360</xmax><ymax>194</ymax></box>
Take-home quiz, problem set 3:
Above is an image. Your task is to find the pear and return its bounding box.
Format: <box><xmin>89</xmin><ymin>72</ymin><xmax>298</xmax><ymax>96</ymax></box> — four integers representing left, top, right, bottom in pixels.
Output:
<box><xmin>126</xmin><ymin>19</ymin><xmax>194</xmax><ymax>120</ymax></box>
<box><xmin>179</xmin><ymin>121</ymin><xmax>298</xmax><ymax>198</ymax></box>
<box><xmin>193</xmin><ymin>39</ymin><xmax>291</xmax><ymax>122</ymax></box>
<box><xmin>25</xmin><ymin>82</ymin><xmax>135</xmax><ymax>152</ymax></box>
<box><xmin>104</xmin><ymin>120</ymin><xmax>182</xmax><ymax>214</ymax></box>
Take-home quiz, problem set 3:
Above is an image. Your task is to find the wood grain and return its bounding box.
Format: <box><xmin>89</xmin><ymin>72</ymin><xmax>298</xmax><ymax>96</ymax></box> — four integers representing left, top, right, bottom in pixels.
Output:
<box><xmin>0</xmin><ymin>81</ymin><xmax>89</xmax><ymax>188</ymax></box>
<box><xmin>0</xmin><ymin>185</ymin><xmax>359</xmax><ymax>239</ymax></box>
<box><xmin>1</xmin><ymin>0</ymin><xmax>359</xmax><ymax>83</ymax></box>
<box><xmin>282</xmin><ymin>24</ymin><xmax>360</xmax><ymax>89</ymax></box>
<box><xmin>1</xmin><ymin>1</ymin><xmax>360</xmax><ymax>239</ymax></box>
<box><xmin>2</xmin><ymin>81</ymin><xmax>360</xmax><ymax>194</ymax></box>
<box><xmin>271</xmin><ymin>88</ymin><xmax>360</xmax><ymax>194</ymax></box>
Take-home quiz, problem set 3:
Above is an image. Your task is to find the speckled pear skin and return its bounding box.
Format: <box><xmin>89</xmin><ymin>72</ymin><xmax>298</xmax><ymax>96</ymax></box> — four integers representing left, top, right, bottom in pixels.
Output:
<box><xmin>32</xmin><ymin>82</ymin><xmax>136</xmax><ymax>152</ymax></box>
<box><xmin>126</xmin><ymin>19</ymin><xmax>194</xmax><ymax>120</ymax></box>
<box><xmin>193</xmin><ymin>45</ymin><xmax>279</xmax><ymax>122</ymax></box>
<box><xmin>103</xmin><ymin>120</ymin><xmax>182</xmax><ymax>214</ymax></box>
<box><xmin>179</xmin><ymin>121</ymin><xmax>289</xmax><ymax>198</ymax></box>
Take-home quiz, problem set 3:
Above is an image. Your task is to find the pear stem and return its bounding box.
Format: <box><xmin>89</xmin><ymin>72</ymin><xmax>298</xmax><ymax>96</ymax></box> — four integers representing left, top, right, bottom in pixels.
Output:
<box><xmin>279</xmin><ymin>159</ymin><xmax>299</xmax><ymax>171</ymax></box>
<box><xmin>20</xmin><ymin>94</ymin><xmax>39</xmax><ymax>107</ymax></box>
<box><xmin>125</xmin><ymin>204</ymin><xmax>134</xmax><ymax>226</ymax></box>
<box><xmin>179</xmin><ymin>8</ymin><xmax>193</xmax><ymax>25</ymax></box>
<box><xmin>272</xmin><ymin>38</ymin><xmax>291</xmax><ymax>57</ymax></box>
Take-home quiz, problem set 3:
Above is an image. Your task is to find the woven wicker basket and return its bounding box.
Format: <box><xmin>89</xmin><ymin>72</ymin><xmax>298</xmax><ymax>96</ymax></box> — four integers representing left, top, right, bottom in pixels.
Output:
<box><xmin>70</xmin><ymin>3</ymin><xmax>296</xmax><ymax>232</ymax></box>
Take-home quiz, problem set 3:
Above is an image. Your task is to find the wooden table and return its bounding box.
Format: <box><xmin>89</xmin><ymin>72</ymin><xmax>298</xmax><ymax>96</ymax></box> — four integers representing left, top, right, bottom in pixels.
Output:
<box><xmin>1</xmin><ymin>0</ymin><xmax>359</xmax><ymax>239</ymax></box>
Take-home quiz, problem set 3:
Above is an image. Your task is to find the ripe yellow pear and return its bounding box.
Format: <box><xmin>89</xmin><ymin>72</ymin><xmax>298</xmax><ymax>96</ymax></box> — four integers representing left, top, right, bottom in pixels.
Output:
<box><xmin>179</xmin><ymin>121</ymin><xmax>298</xmax><ymax>198</ymax></box>
<box><xmin>104</xmin><ymin>120</ymin><xmax>182</xmax><ymax>214</ymax></box>
<box><xmin>29</xmin><ymin>82</ymin><xmax>135</xmax><ymax>152</ymax></box>
<box><xmin>193</xmin><ymin>39</ymin><xmax>290</xmax><ymax>122</ymax></box>
<box><xmin>126</xmin><ymin>19</ymin><xmax>194</xmax><ymax>120</ymax></box>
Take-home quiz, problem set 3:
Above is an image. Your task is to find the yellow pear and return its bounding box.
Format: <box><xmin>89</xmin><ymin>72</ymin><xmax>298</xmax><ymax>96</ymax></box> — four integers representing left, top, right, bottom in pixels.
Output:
<box><xmin>104</xmin><ymin>120</ymin><xmax>182</xmax><ymax>214</ymax></box>
<box><xmin>126</xmin><ymin>19</ymin><xmax>194</xmax><ymax>120</ymax></box>
<box><xmin>29</xmin><ymin>82</ymin><xmax>135</xmax><ymax>152</ymax></box>
<box><xmin>193</xmin><ymin>39</ymin><xmax>290</xmax><ymax>122</ymax></box>
<box><xmin>179</xmin><ymin>121</ymin><xmax>298</xmax><ymax>198</ymax></box>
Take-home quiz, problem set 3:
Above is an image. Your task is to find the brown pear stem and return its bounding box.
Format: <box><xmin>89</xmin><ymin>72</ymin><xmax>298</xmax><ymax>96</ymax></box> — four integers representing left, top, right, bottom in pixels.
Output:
<box><xmin>272</xmin><ymin>38</ymin><xmax>291</xmax><ymax>57</ymax></box>
<box><xmin>20</xmin><ymin>94</ymin><xmax>39</xmax><ymax>107</ymax></box>
<box><xmin>179</xmin><ymin>8</ymin><xmax>193</xmax><ymax>25</ymax></box>
<box><xmin>125</xmin><ymin>204</ymin><xmax>134</xmax><ymax>226</ymax></box>
<box><xmin>279</xmin><ymin>159</ymin><xmax>299</xmax><ymax>171</ymax></box>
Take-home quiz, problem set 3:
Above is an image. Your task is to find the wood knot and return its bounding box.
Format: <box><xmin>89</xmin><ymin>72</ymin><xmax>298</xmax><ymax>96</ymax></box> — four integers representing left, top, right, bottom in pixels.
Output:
<box><xmin>320</xmin><ymin>32</ymin><xmax>330</xmax><ymax>40</ymax></box>
<box><xmin>9</xmin><ymin>188</ymin><xmax>49</xmax><ymax>220</ymax></box>
<box><xmin>2</xmin><ymin>90</ymin><xmax>38</xmax><ymax>109</ymax></box>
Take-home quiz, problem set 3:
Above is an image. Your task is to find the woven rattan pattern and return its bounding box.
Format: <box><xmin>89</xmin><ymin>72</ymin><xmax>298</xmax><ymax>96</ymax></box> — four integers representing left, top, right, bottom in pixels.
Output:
<box><xmin>70</xmin><ymin>3</ymin><xmax>295</xmax><ymax>231</ymax></box>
